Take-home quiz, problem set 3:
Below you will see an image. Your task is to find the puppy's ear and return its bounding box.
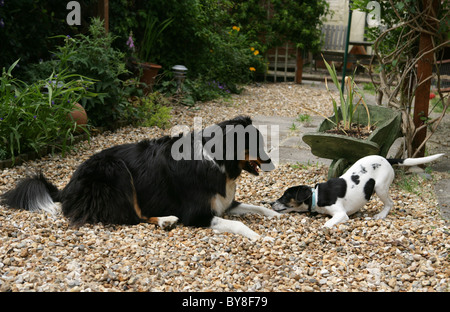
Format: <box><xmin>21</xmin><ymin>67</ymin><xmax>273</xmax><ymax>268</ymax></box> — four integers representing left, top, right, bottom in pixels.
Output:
<box><xmin>294</xmin><ymin>186</ymin><xmax>313</xmax><ymax>203</ymax></box>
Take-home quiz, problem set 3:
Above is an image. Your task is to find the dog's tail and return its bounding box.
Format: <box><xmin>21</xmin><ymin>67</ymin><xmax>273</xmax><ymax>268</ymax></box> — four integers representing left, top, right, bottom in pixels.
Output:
<box><xmin>1</xmin><ymin>172</ymin><xmax>61</xmax><ymax>215</ymax></box>
<box><xmin>387</xmin><ymin>153</ymin><xmax>444</xmax><ymax>167</ymax></box>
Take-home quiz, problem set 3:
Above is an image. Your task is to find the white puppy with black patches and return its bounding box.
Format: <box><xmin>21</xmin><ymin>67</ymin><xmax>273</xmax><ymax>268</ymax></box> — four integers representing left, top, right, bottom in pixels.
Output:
<box><xmin>272</xmin><ymin>154</ymin><xmax>444</xmax><ymax>228</ymax></box>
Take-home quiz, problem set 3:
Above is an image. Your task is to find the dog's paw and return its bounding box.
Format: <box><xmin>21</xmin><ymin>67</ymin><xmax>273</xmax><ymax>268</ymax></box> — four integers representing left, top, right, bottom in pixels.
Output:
<box><xmin>265</xmin><ymin>210</ymin><xmax>282</xmax><ymax>219</ymax></box>
<box><xmin>373</xmin><ymin>213</ymin><xmax>387</xmax><ymax>220</ymax></box>
<box><xmin>241</xmin><ymin>229</ymin><xmax>261</xmax><ymax>241</ymax></box>
<box><xmin>158</xmin><ymin>216</ymin><xmax>179</xmax><ymax>230</ymax></box>
<box><xmin>323</xmin><ymin>220</ymin><xmax>336</xmax><ymax>229</ymax></box>
<box><xmin>262</xmin><ymin>236</ymin><xmax>275</xmax><ymax>243</ymax></box>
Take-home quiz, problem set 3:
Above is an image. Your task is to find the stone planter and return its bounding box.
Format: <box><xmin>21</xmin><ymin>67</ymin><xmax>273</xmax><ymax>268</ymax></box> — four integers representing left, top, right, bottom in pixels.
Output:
<box><xmin>303</xmin><ymin>105</ymin><xmax>402</xmax><ymax>178</ymax></box>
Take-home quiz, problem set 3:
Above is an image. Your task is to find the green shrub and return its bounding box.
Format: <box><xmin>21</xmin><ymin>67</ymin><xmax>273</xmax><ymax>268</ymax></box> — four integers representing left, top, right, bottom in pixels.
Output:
<box><xmin>0</xmin><ymin>60</ymin><xmax>96</xmax><ymax>162</ymax></box>
<box><xmin>52</xmin><ymin>18</ymin><xmax>133</xmax><ymax>127</ymax></box>
<box><xmin>131</xmin><ymin>92</ymin><xmax>172</xmax><ymax>129</ymax></box>
<box><xmin>158</xmin><ymin>77</ymin><xmax>234</xmax><ymax>106</ymax></box>
<box><xmin>196</xmin><ymin>25</ymin><xmax>266</xmax><ymax>91</ymax></box>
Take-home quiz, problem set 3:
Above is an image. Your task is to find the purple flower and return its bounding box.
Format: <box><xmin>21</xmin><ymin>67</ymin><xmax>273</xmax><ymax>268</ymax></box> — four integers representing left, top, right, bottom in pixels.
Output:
<box><xmin>126</xmin><ymin>33</ymin><xmax>135</xmax><ymax>49</ymax></box>
<box><xmin>51</xmin><ymin>101</ymin><xmax>55</xmax><ymax>105</ymax></box>
<box><xmin>0</xmin><ymin>1</ymin><xmax>4</xmax><ymax>7</ymax></box>
<box><xmin>33</xmin><ymin>115</ymin><xmax>37</xmax><ymax>119</ymax></box>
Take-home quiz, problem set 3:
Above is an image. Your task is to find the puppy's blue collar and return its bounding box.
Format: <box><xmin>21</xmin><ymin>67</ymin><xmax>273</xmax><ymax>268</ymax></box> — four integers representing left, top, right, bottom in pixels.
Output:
<box><xmin>310</xmin><ymin>187</ymin><xmax>317</xmax><ymax>212</ymax></box>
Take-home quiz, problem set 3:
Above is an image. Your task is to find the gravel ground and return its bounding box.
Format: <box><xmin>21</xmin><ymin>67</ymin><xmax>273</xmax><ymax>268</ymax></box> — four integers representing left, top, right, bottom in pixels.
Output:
<box><xmin>0</xmin><ymin>82</ymin><xmax>449</xmax><ymax>292</ymax></box>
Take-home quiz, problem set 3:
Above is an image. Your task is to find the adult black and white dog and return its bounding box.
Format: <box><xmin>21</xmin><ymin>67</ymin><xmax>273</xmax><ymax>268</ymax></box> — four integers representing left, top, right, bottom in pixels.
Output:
<box><xmin>2</xmin><ymin>116</ymin><xmax>280</xmax><ymax>240</ymax></box>
<box><xmin>271</xmin><ymin>154</ymin><xmax>444</xmax><ymax>228</ymax></box>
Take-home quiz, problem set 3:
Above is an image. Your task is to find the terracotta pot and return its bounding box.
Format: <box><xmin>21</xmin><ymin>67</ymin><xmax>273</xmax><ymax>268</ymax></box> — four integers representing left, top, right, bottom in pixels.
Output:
<box><xmin>139</xmin><ymin>62</ymin><xmax>162</xmax><ymax>94</ymax></box>
<box><xmin>68</xmin><ymin>103</ymin><xmax>88</xmax><ymax>132</ymax></box>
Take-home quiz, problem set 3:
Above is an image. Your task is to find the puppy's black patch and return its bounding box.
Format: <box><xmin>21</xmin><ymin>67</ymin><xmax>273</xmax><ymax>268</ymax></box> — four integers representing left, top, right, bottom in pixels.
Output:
<box><xmin>316</xmin><ymin>178</ymin><xmax>347</xmax><ymax>207</ymax></box>
<box><xmin>351</xmin><ymin>175</ymin><xmax>360</xmax><ymax>185</ymax></box>
<box><xmin>363</xmin><ymin>178</ymin><xmax>376</xmax><ymax>200</ymax></box>
<box><xmin>360</xmin><ymin>165</ymin><xmax>367</xmax><ymax>174</ymax></box>
<box><xmin>372</xmin><ymin>163</ymin><xmax>381</xmax><ymax>170</ymax></box>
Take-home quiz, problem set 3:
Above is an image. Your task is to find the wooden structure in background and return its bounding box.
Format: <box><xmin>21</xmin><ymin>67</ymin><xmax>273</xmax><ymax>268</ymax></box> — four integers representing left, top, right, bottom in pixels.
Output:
<box><xmin>265</xmin><ymin>43</ymin><xmax>302</xmax><ymax>83</ymax></box>
<box><xmin>412</xmin><ymin>0</ymin><xmax>439</xmax><ymax>157</ymax></box>
<box><xmin>98</xmin><ymin>0</ymin><xmax>109</xmax><ymax>33</ymax></box>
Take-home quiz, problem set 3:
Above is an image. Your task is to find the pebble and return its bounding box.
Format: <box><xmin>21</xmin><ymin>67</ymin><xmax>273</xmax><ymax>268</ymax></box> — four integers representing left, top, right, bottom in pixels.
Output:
<box><xmin>0</xmin><ymin>83</ymin><xmax>449</xmax><ymax>292</ymax></box>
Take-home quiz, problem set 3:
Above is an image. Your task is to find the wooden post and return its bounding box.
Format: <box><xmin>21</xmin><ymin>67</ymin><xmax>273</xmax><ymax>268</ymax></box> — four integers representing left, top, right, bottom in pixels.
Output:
<box><xmin>284</xmin><ymin>43</ymin><xmax>288</xmax><ymax>82</ymax></box>
<box><xmin>412</xmin><ymin>0</ymin><xmax>438</xmax><ymax>157</ymax></box>
<box><xmin>98</xmin><ymin>0</ymin><xmax>109</xmax><ymax>33</ymax></box>
<box><xmin>274</xmin><ymin>47</ymin><xmax>278</xmax><ymax>82</ymax></box>
<box><xmin>295</xmin><ymin>48</ymin><xmax>303</xmax><ymax>84</ymax></box>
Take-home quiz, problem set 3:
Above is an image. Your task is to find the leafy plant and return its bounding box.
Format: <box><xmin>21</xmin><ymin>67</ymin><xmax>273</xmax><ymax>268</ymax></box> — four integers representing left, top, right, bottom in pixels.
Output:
<box><xmin>137</xmin><ymin>93</ymin><xmax>172</xmax><ymax>129</ymax></box>
<box><xmin>52</xmin><ymin>18</ymin><xmax>132</xmax><ymax>127</ymax></box>
<box><xmin>199</xmin><ymin>24</ymin><xmax>266</xmax><ymax>91</ymax></box>
<box><xmin>158</xmin><ymin>76</ymin><xmax>233</xmax><ymax>106</ymax></box>
<box><xmin>229</xmin><ymin>0</ymin><xmax>330</xmax><ymax>52</ymax></box>
<box><xmin>0</xmin><ymin>60</ymin><xmax>96</xmax><ymax>162</ymax></box>
<box><xmin>323</xmin><ymin>57</ymin><xmax>371</xmax><ymax>133</ymax></box>
<box><xmin>139</xmin><ymin>17</ymin><xmax>173</xmax><ymax>63</ymax></box>
<box><xmin>296</xmin><ymin>114</ymin><xmax>311</xmax><ymax>123</ymax></box>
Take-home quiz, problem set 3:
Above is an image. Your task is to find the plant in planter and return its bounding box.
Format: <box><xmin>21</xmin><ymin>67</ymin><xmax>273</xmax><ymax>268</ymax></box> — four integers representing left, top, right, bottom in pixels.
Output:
<box><xmin>323</xmin><ymin>58</ymin><xmax>372</xmax><ymax>135</ymax></box>
<box><xmin>52</xmin><ymin>18</ymin><xmax>132</xmax><ymax>128</ymax></box>
<box><xmin>127</xmin><ymin>16</ymin><xmax>173</xmax><ymax>93</ymax></box>
<box><xmin>0</xmin><ymin>60</ymin><xmax>96</xmax><ymax>165</ymax></box>
<box><xmin>302</xmin><ymin>59</ymin><xmax>402</xmax><ymax>178</ymax></box>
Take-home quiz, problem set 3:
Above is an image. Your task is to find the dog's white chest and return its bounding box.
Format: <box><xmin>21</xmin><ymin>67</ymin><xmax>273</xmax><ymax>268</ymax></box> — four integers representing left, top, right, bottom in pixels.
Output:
<box><xmin>211</xmin><ymin>178</ymin><xmax>236</xmax><ymax>216</ymax></box>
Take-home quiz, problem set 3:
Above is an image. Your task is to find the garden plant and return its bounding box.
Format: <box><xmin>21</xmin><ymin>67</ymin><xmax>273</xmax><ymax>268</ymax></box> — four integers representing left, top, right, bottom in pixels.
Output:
<box><xmin>0</xmin><ymin>60</ymin><xmax>96</xmax><ymax>162</ymax></box>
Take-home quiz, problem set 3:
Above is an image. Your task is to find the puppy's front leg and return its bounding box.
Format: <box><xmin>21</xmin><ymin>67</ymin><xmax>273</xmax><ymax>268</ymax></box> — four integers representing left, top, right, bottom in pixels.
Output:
<box><xmin>228</xmin><ymin>202</ymin><xmax>281</xmax><ymax>218</ymax></box>
<box><xmin>210</xmin><ymin>216</ymin><xmax>260</xmax><ymax>241</ymax></box>
<box><xmin>323</xmin><ymin>205</ymin><xmax>349</xmax><ymax>228</ymax></box>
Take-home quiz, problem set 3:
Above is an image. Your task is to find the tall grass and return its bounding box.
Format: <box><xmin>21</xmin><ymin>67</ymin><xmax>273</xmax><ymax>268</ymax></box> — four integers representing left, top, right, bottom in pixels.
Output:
<box><xmin>323</xmin><ymin>56</ymin><xmax>371</xmax><ymax>132</ymax></box>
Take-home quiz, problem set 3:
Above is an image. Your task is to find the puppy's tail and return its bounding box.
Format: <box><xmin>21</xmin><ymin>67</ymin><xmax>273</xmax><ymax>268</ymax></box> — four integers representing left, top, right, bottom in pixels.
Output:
<box><xmin>1</xmin><ymin>172</ymin><xmax>61</xmax><ymax>215</ymax></box>
<box><xmin>387</xmin><ymin>153</ymin><xmax>444</xmax><ymax>167</ymax></box>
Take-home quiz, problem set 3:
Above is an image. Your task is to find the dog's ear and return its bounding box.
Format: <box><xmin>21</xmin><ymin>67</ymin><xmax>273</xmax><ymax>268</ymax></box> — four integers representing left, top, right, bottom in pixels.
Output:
<box><xmin>294</xmin><ymin>186</ymin><xmax>313</xmax><ymax>203</ymax></box>
<box><xmin>232</xmin><ymin>115</ymin><xmax>252</xmax><ymax>126</ymax></box>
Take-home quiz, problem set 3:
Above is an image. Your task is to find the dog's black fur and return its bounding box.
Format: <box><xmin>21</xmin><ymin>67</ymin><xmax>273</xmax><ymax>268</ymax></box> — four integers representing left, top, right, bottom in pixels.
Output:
<box><xmin>2</xmin><ymin>116</ymin><xmax>274</xmax><ymax>228</ymax></box>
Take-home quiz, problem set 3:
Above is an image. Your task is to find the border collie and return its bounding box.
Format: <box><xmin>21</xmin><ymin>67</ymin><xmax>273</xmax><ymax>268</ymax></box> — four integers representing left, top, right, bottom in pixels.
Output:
<box><xmin>2</xmin><ymin>116</ymin><xmax>280</xmax><ymax>240</ymax></box>
<box><xmin>271</xmin><ymin>154</ymin><xmax>444</xmax><ymax>228</ymax></box>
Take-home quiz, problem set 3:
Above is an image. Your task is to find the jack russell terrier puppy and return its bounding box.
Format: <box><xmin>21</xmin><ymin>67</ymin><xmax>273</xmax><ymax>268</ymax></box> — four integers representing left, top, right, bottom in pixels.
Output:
<box><xmin>272</xmin><ymin>154</ymin><xmax>444</xmax><ymax>228</ymax></box>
